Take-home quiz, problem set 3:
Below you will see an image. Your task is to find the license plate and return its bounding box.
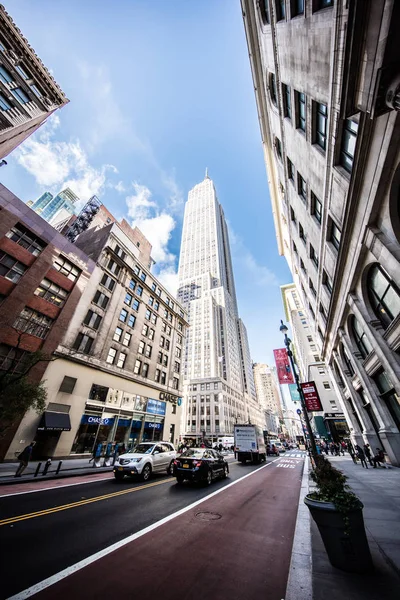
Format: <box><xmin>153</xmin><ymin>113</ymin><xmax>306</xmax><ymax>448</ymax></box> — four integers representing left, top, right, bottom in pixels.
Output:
<box><xmin>183</xmin><ymin>464</ymin><xmax>190</xmax><ymax>468</ymax></box>
<box><xmin>118</xmin><ymin>467</ymin><xmax>124</xmax><ymax>471</ymax></box>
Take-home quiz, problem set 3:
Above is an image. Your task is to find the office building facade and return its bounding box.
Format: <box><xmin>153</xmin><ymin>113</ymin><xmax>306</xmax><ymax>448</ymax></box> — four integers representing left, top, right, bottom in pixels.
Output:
<box><xmin>30</xmin><ymin>188</ymin><xmax>79</xmax><ymax>227</ymax></box>
<box><xmin>242</xmin><ymin>0</ymin><xmax>400</xmax><ymax>464</ymax></box>
<box><xmin>178</xmin><ymin>173</ymin><xmax>259</xmax><ymax>439</ymax></box>
<box><xmin>0</xmin><ymin>5</ymin><xmax>68</xmax><ymax>159</ymax></box>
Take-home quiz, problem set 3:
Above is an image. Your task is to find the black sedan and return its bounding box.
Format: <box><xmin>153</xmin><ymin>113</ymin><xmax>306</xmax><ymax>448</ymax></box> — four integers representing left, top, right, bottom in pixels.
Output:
<box><xmin>173</xmin><ymin>448</ymin><xmax>229</xmax><ymax>485</ymax></box>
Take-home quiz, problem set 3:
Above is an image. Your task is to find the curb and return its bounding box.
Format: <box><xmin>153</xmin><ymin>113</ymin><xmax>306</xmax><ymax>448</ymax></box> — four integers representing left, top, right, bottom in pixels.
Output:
<box><xmin>285</xmin><ymin>457</ymin><xmax>313</xmax><ymax>600</ymax></box>
<box><xmin>0</xmin><ymin>467</ymin><xmax>113</xmax><ymax>486</ymax></box>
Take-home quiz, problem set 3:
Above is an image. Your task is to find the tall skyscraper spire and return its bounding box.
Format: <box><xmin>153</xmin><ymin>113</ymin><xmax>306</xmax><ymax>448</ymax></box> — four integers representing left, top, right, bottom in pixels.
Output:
<box><xmin>178</xmin><ymin>174</ymin><xmax>261</xmax><ymax>440</ymax></box>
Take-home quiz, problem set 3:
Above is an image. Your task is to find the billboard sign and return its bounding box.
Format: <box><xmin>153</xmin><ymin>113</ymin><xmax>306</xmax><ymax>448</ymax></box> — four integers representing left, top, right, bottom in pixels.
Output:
<box><xmin>301</xmin><ymin>381</ymin><xmax>323</xmax><ymax>412</ymax></box>
<box><xmin>273</xmin><ymin>348</ymin><xmax>294</xmax><ymax>384</ymax></box>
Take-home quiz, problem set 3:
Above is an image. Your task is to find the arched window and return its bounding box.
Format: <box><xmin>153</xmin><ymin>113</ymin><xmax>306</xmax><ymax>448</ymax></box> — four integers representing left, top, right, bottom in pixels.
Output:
<box><xmin>351</xmin><ymin>316</ymin><xmax>373</xmax><ymax>359</ymax></box>
<box><xmin>269</xmin><ymin>72</ymin><xmax>277</xmax><ymax>106</ymax></box>
<box><xmin>367</xmin><ymin>264</ymin><xmax>400</xmax><ymax>329</ymax></box>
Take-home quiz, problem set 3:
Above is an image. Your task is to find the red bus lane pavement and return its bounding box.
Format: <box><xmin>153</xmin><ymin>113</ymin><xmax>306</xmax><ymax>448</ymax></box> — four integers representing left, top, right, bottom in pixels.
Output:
<box><xmin>27</xmin><ymin>457</ymin><xmax>304</xmax><ymax>600</ymax></box>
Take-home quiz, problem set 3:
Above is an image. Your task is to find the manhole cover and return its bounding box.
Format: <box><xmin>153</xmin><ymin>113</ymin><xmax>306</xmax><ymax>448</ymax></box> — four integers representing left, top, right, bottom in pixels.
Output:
<box><xmin>195</xmin><ymin>511</ymin><xmax>222</xmax><ymax>521</ymax></box>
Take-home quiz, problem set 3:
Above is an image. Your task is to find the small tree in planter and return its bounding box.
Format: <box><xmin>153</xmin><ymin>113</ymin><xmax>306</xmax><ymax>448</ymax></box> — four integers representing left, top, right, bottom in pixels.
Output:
<box><xmin>304</xmin><ymin>455</ymin><xmax>373</xmax><ymax>573</ymax></box>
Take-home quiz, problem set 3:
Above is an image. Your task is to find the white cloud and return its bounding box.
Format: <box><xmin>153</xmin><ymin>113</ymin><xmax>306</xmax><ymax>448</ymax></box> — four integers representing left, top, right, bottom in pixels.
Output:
<box><xmin>156</xmin><ymin>265</ymin><xmax>179</xmax><ymax>296</ymax></box>
<box><xmin>114</xmin><ymin>181</ymin><xmax>126</xmax><ymax>193</ymax></box>
<box><xmin>14</xmin><ymin>115</ymin><xmax>117</xmax><ymax>201</ymax></box>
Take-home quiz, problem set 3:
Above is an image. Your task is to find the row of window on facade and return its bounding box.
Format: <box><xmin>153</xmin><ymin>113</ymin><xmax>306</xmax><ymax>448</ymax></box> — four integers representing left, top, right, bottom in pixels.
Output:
<box><xmin>272</xmin><ymin>81</ymin><xmax>358</xmax><ymax>173</ymax></box>
<box><xmin>0</xmin><ymin>56</ymin><xmax>47</xmax><ymax>113</ymax></box>
<box><xmin>259</xmin><ymin>0</ymin><xmax>334</xmax><ymax>26</ymax></box>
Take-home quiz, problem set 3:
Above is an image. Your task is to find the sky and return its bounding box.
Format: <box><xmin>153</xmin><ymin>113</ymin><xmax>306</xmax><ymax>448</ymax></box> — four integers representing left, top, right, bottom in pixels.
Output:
<box><xmin>0</xmin><ymin>0</ymin><xmax>293</xmax><ymax>364</ymax></box>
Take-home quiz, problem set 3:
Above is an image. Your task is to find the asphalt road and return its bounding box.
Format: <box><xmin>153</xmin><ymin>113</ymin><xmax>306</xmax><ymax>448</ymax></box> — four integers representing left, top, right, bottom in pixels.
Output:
<box><xmin>0</xmin><ymin>457</ymin><xmax>280</xmax><ymax>599</ymax></box>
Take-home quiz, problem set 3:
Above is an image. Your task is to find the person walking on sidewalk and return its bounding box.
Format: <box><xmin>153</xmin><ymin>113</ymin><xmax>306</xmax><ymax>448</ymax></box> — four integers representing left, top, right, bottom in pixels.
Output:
<box><xmin>15</xmin><ymin>441</ymin><xmax>36</xmax><ymax>477</ymax></box>
<box><xmin>364</xmin><ymin>443</ymin><xmax>373</xmax><ymax>467</ymax></box>
<box><xmin>347</xmin><ymin>441</ymin><xmax>357</xmax><ymax>463</ymax></box>
<box><xmin>340</xmin><ymin>441</ymin><xmax>346</xmax><ymax>455</ymax></box>
<box><xmin>355</xmin><ymin>444</ymin><xmax>368</xmax><ymax>468</ymax></box>
<box><xmin>372</xmin><ymin>448</ymin><xmax>385</xmax><ymax>468</ymax></box>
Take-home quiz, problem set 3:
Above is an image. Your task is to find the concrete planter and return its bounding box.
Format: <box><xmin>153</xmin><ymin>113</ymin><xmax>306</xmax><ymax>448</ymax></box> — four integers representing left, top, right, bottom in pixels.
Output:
<box><xmin>304</xmin><ymin>495</ymin><xmax>373</xmax><ymax>573</ymax></box>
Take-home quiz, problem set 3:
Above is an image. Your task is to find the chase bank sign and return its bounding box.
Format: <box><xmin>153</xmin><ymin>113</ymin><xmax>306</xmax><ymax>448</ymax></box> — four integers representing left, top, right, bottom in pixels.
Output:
<box><xmin>159</xmin><ymin>392</ymin><xmax>182</xmax><ymax>406</ymax></box>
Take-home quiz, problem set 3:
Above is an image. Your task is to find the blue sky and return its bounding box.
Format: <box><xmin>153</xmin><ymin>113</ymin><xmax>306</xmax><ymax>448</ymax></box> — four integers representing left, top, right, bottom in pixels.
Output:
<box><xmin>1</xmin><ymin>0</ymin><xmax>292</xmax><ymax>363</ymax></box>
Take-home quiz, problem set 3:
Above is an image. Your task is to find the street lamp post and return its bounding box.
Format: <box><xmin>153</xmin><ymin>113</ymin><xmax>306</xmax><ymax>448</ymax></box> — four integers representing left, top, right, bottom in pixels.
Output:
<box><xmin>279</xmin><ymin>320</ymin><xmax>318</xmax><ymax>458</ymax></box>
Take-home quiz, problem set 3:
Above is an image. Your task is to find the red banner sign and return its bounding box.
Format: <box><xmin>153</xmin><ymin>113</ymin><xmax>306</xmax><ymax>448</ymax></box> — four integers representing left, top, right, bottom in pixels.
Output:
<box><xmin>273</xmin><ymin>348</ymin><xmax>294</xmax><ymax>384</ymax></box>
<box><xmin>301</xmin><ymin>381</ymin><xmax>323</xmax><ymax>411</ymax></box>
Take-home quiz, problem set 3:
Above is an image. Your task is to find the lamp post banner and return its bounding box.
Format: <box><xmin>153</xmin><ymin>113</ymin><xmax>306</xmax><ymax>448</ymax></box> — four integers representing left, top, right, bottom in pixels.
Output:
<box><xmin>301</xmin><ymin>381</ymin><xmax>323</xmax><ymax>411</ymax></box>
<box><xmin>273</xmin><ymin>348</ymin><xmax>294</xmax><ymax>384</ymax></box>
<box><xmin>289</xmin><ymin>383</ymin><xmax>301</xmax><ymax>402</ymax></box>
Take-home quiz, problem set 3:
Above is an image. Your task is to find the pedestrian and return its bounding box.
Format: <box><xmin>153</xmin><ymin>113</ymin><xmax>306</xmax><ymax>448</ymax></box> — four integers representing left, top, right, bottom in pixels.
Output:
<box><xmin>15</xmin><ymin>441</ymin><xmax>36</xmax><ymax>477</ymax></box>
<box><xmin>219</xmin><ymin>443</ymin><xmax>223</xmax><ymax>452</ymax></box>
<box><xmin>364</xmin><ymin>443</ymin><xmax>373</xmax><ymax>467</ymax></box>
<box><xmin>355</xmin><ymin>444</ymin><xmax>368</xmax><ymax>468</ymax></box>
<box><xmin>340</xmin><ymin>441</ymin><xmax>346</xmax><ymax>455</ymax></box>
<box><xmin>372</xmin><ymin>448</ymin><xmax>385</xmax><ymax>468</ymax></box>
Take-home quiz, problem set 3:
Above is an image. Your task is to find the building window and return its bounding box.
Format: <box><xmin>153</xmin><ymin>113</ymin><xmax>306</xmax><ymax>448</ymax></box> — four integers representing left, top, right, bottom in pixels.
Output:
<box><xmin>0</xmin><ymin>64</ymin><xmax>13</xmax><ymax>84</ymax></box>
<box><xmin>117</xmin><ymin>352</ymin><xmax>127</xmax><ymax>369</ymax></box>
<box><xmin>297</xmin><ymin>173</ymin><xmax>307</xmax><ymax>202</ymax></box>
<box><xmin>138</xmin><ymin>340</ymin><xmax>145</xmax><ymax>354</ymax></box>
<box><xmin>154</xmin><ymin>300</ymin><xmax>160</xmax><ymax>311</ymax></box>
<box><xmin>128</xmin><ymin>314</ymin><xmax>136</xmax><ymax>328</ymax></box>
<box><xmin>290</xmin><ymin>206</ymin><xmax>296</xmax><ymax>224</ymax></box>
<box><xmin>73</xmin><ymin>333</ymin><xmax>94</xmax><ymax>355</ymax></box>
<box><xmin>119</xmin><ymin>309</ymin><xmax>128</xmax><ymax>323</ymax></box>
<box><xmin>269</xmin><ymin>72</ymin><xmax>277</xmax><ymax>106</ymax></box>
<box><xmin>149</xmin><ymin>328</ymin><xmax>155</xmax><ymax>340</ymax></box>
<box><xmin>163</xmin><ymin>354</ymin><xmax>168</xmax><ymax>367</ymax></box>
<box><xmin>351</xmin><ymin>316</ymin><xmax>372</xmax><ymax>359</ymax></box>
<box><xmin>259</xmin><ymin>0</ymin><xmax>270</xmax><ymax>23</ymax></box>
<box><xmin>6</xmin><ymin>224</ymin><xmax>46</xmax><ymax>256</ymax></box>
<box><xmin>129</xmin><ymin>279</ymin><xmax>136</xmax><ymax>292</ymax></box>
<box><xmin>113</xmin><ymin>327</ymin><xmax>123</xmax><ymax>342</ymax></box>
<box><xmin>373</xmin><ymin>370</ymin><xmax>400</xmax><ymax>431</ymax></box>
<box><xmin>101</xmin><ymin>274</ymin><xmax>116</xmax><ymax>291</ymax></box>
<box><xmin>123</xmin><ymin>332</ymin><xmax>132</xmax><ymax>347</ymax></box>
<box><xmin>145</xmin><ymin>309</ymin><xmax>151</xmax><ymax>320</ymax></box>
<box><xmin>107</xmin><ymin>259</ymin><xmax>121</xmax><ymax>276</ymax></box>
<box><xmin>276</xmin><ymin>0</ymin><xmax>286</xmax><ymax>20</ymax></box>
<box><xmin>311</xmin><ymin>192</ymin><xmax>322</xmax><ymax>224</ymax></box>
<box><xmin>30</xmin><ymin>84</ymin><xmax>44</xmax><ymax>98</ymax></box>
<box><xmin>300</xmin><ymin>258</ymin><xmax>307</xmax><ymax>274</ymax></box>
<box><xmin>148</xmin><ymin>296</ymin><xmax>154</xmax><ymax>307</ymax></box>
<box><xmin>0</xmin><ymin>344</ymin><xmax>29</xmax><ymax>373</ymax></box>
<box><xmin>11</xmin><ymin>87</ymin><xmax>30</xmax><ymax>104</ymax></box>
<box><xmin>142</xmin><ymin>363</ymin><xmax>149</xmax><ymax>378</ymax></box>
<box><xmin>161</xmin><ymin>371</ymin><xmax>166</xmax><ymax>385</ymax></box>
<box><xmin>296</xmin><ymin>91</ymin><xmax>306</xmax><ymax>132</ymax></box>
<box><xmin>310</xmin><ymin>245</ymin><xmax>319</xmax><ymax>268</ymax></box>
<box><xmin>83</xmin><ymin>310</ymin><xmax>102</xmax><ymax>330</ymax></box>
<box><xmin>319</xmin><ymin>303</ymin><xmax>327</xmax><ymax>320</ymax></box>
<box><xmin>142</xmin><ymin>324</ymin><xmax>149</xmax><ymax>336</ymax></box>
<box><xmin>157</xmin><ymin>351</ymin><xmax>163</xmax><ymax>364</ymax></box>
<box><xmin>151</xmin><ymin>282</ymin><xmax>157</xmax><ymax>292</ymax></box>
<box><xmin>314</xmin><ymin>102</ymin><xmax>328</xmax><ymax>150</ymax></box>
<box><xmin>132</xmin><ymin>299</ymin><xmax>140</xmax><ymax>311</ymax></box>
<box><xmin>293</xmin><ymin>241</ymin><xmax>298</xmax><ymax>255</ymax></box>
<box><xmin>340</xmin><ymin>118</ymin><xmax>358</xmax><ymax>173</ymax></box>
<box><xmin>299</xmin><ymin>222</ymin><xmax>306</xmax><ymax>244</ymax></box>
<box><xmin>58</xmin><ymin>376</ymin><xmax>77</xmax><ymax>394</ymax></box>
<box><xmin>342</xmin><ymin>345</ymin><xmax>355</xmax><ymax>377</ymax></box>
<box><xmin>0</xmin><ymin>92</ymin><xmax>11</xmax><ymax>111</ymax></box>
<box><xmin>176</xmin><ymin>347</ymin><xmax>181</xmax><ymax>358</ymax></box>
<box><xmin>329</xmin><ymin>219</ymin><xmax>341</xmax><ymax>250</ymax></box>
<box><xmin>0</xmin><ymin>252</ymin><xmax>27</xmax><ymax>282</ymax></box>
<box><xmin>115</xmin><ymin>245</ymin><xmax>126</xmax><ymax>260</ymax></box>
<box><xmin>309</xmin><ymin>303</ymin><xmax>316</xmax><ymax>320</ymax></box>
<box><xmin>145</xmin><ymin>344</ymin><xmax>152</xmax><ymax>358</ymax></box>
<box><xmin>151</xmin><ymin>313</ymin><xmax>157</xmax><ymax>325</ymax></box>
<box><xmin>172</xmin><ymin>377</ymin><xmax>179</xmax><ymax>390</ymax></box>
<box><xmin>317</xmin><ymin>0</ymin><xmax>334</xmax><ymax>9</ymax></box>
<box><xmin>14</xmin><ymin>307</ymin><xmax>53</xmax><ymax>339</ymax></box>
<box><xmin>93</xmin><ymin>291</ymin><xmax>109</xmax><ymax>309</ymax></box>
<box><xmin>140</xmin><ymin>272</ymin><xmax>146</xmax><ymax>283</ymax></box>
<box><xmin>124</xmin><ymin>292</ymin><xmax>133</xmax><ymax>306</ymax></box>
<box><xmin>367</xmin><ymin>264</ymin><xmax>400</xmax><ymax>329</ymax></box>
<box><xmin>309</xmin><ymin>279</ymin><xmax>316</xmax><ymax>297</ymax></box>
<box><xmin>136</xmin><ymin>285</ymin><xmax>143</xmax><ymax>297</ymax></box>
<box><xmin>53</xmin><ymin>256</ymin><xmax>80</xmax><ymax>281</ymax></box>
<box><xmin>283</xmin><ymin>83</ymin><xmax>291</xmax><ymax>119</ymax></box>
<box><xmin>322</xmin><ymin>270</ymin><xmax>333</xmax><ymax>294</ymax></box>
<box><xmin>106</xmin><ymin>347</ymin><xmax>117</xmax><ymax>364</ymax></box>
<box><xmin>134</xmin><ymin>359</ymin><xmax>142</xmax><ymax>374</ymax></box>
<box><xmin>287</xmin><ymin>158</ymin><xmax>294</xmax><ymax>182</ymax></box>
<box><xmin>275</xmin><ymin>137</ymin><xmax>282</xmax><ymax>160</ymax></box>
<box><xmin>292</xmin><ymin>0</ymin><xmax>304</xmax><ymax>16</ymax></box>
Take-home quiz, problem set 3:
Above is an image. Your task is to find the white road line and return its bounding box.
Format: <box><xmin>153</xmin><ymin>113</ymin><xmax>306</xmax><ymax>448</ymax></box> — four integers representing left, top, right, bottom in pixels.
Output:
<box><xmin>7</xmin><ymin>458</ymin><xmax>280</xmax><ymax>600</ymax></box>
<box><xmin>0</xmin><ymin>476</ymin><xmax>113</xmax><ymax>498</ymax></box>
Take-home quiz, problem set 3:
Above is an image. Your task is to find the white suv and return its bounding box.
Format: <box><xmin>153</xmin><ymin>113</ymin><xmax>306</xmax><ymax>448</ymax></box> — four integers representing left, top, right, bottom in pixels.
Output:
<box><xmin>113</xmin><ymin>441</ymin><xmax>176</xmax><ymax>481</ymax></box>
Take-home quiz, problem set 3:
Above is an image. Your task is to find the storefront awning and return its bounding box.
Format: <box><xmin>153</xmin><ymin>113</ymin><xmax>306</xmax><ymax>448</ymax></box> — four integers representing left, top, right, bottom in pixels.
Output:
<box><xmin>37</xmin><ymin>412</ymin><xmax>71</xmax><ymax>431</ymax></box>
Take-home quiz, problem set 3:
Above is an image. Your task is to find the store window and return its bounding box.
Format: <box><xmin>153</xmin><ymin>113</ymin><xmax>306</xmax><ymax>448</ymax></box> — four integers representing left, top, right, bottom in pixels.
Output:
<box><xmin>373</xmin><ymin>370</ymin><xmax>400</xmax><ymax>432</ymax></box>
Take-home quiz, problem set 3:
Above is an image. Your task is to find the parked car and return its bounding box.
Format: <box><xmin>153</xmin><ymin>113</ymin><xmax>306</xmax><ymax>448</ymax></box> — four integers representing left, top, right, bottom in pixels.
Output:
<box><xmin>173</xmin><ymin>448</ymin><xmax>229</xmax><ymax>485</ymax></box>
<box><xmin>267</xmin><ymin>443</ymin><xmax>279</xmax><ymax>456</ymax></box>
<box><xmin>113</xmin><ymin>441</ymin><xmax>176</xmax><ymax>481</ymax></box>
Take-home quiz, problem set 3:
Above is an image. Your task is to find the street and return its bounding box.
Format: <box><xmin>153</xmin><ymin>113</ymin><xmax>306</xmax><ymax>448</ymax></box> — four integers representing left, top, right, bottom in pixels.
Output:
<box><xmin>0</xmin><ymin>455</ymin><xmax>304</xmax><ymax>599</ymax></box>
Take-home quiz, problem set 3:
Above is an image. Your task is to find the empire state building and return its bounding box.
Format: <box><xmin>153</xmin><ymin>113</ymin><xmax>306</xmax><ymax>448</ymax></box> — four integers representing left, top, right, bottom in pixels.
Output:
<box><xmin>177</xmin><ymin>172</ymin><xmax>259</xmax><ymax>439</ymax></box>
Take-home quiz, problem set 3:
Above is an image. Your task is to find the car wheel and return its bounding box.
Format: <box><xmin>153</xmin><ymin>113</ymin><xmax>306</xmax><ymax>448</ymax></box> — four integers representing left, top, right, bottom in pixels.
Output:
<box><xmin>206</xmin><ymin>470</ymin><xmax>213</xmax><ymax>486</ymax></box>
<box><xmin>223</xmin><ymin>465</ymin><xmax>229</xmax><ymax>479</ymax></box>
<box><xmin>141</xmin><ymin>463</ymin><xmax>152</xmax><ymax>482</ymax></box>
<box><xmin>114</xmin><ymin>472</ymin><xmax>124</xmax><ymax>481</ymax></box>
<box><xmin>176</xmin><ymin>474</ymin><xmax>184</xmax><ymax>484</ymax></box>
<box><xmin>167</xmin><ymin>461</ymin><xmax>174</xmax><ymax>476</ymax></box>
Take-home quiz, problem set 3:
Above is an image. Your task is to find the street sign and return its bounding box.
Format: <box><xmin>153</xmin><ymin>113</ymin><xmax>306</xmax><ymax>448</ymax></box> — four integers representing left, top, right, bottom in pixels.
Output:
<box><xmin>289</xmin><ymin>384</ymin><xmax>301</xmax><ymax>403</ymax></box>
<box><xmin>273</xmin><ymin>348</ymin><xmax>294</xmax><ymax>384</ymax></box>
<box><xmin>300</xmin><ymin>381</ymin><xmax>323</xmax><ymax>411</ymax></box>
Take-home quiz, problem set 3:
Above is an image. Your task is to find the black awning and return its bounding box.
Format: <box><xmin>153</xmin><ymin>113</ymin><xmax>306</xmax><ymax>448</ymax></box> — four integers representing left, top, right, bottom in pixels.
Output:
<box><xmin>37</xmin><ymin>412</ymin><xmax>71</xmax><ymax>431</ymax></box>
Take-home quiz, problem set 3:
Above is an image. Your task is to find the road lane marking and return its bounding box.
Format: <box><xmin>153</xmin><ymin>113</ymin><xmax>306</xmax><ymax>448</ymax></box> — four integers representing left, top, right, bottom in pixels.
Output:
<box><xmin>0</xmin><ymin>478</ymin><xmax>174</xmax><ymax>527</ymax></box>
<box><xmin>0</xmin><ymin>475</ymin><xmax>114</xmax><ymax>498</ymax></box>
<box><xmin>8</xmin><ymin>458</ymin><xmax>281</xmax><ymax>600</ymax></box>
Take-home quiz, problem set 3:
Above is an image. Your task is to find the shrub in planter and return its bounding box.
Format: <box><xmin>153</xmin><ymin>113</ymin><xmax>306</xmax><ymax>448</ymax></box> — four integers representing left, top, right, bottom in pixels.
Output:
<box><xmin>304</xmin><ymin>455</ymin><xmax>373</xmax><ymax>572</ymax></box>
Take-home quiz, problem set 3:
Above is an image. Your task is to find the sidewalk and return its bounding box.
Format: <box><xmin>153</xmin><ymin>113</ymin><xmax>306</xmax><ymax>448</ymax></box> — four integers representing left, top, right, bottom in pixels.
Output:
<box><xmin>311</xmin><ymin>455</ymin><xmax>400</xmax><ymax>599</ymax></box>
<box><xmin>0</xmin><ymin>457</ymin><xmax>113</xmax><ymax>484</ymax></box>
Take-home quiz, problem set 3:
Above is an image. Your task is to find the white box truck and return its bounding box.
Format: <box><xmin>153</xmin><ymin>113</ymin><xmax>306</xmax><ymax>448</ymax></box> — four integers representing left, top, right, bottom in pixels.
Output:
<box><xmin>234</xmin><ymin>424</ymin><xmax>267</xmax><ymax>464</ymax></box>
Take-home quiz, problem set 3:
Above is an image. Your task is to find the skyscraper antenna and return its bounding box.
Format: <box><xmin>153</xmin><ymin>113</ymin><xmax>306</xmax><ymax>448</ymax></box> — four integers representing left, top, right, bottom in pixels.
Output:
<box><xmin>205</xmin><ymin>167</ymin><xmax>209</xmax><ymax>179</ymax></box>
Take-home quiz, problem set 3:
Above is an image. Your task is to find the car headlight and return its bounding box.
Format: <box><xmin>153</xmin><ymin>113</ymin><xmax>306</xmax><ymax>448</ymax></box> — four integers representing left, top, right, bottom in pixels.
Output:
<box><xmin>130</xmin><ymin>458</ymin><xmax>142</xmax><ymax>463</ymax></box>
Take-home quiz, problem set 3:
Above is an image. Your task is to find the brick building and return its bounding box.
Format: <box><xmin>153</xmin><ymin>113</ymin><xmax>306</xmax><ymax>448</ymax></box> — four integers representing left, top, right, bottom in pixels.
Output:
<box><xmin>0</xmin><ymin>184</ymin><xmax>95</xmax><ymax>460</ymax></box>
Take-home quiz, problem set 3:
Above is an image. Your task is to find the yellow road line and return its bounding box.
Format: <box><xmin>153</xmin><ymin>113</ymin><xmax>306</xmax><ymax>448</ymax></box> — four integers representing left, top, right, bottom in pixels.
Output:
<box><xmin>0</xmin><ymin>478</ymin><xmax>174</xmax><ymax>527</ymax></box>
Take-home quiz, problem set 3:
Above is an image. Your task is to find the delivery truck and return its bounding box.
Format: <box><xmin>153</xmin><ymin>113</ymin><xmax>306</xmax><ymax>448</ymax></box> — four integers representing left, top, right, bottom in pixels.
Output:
<box><xmin>234</xmin><ymin>424</ymin><xmax>267</xmax><ymax>464</ymax></box>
